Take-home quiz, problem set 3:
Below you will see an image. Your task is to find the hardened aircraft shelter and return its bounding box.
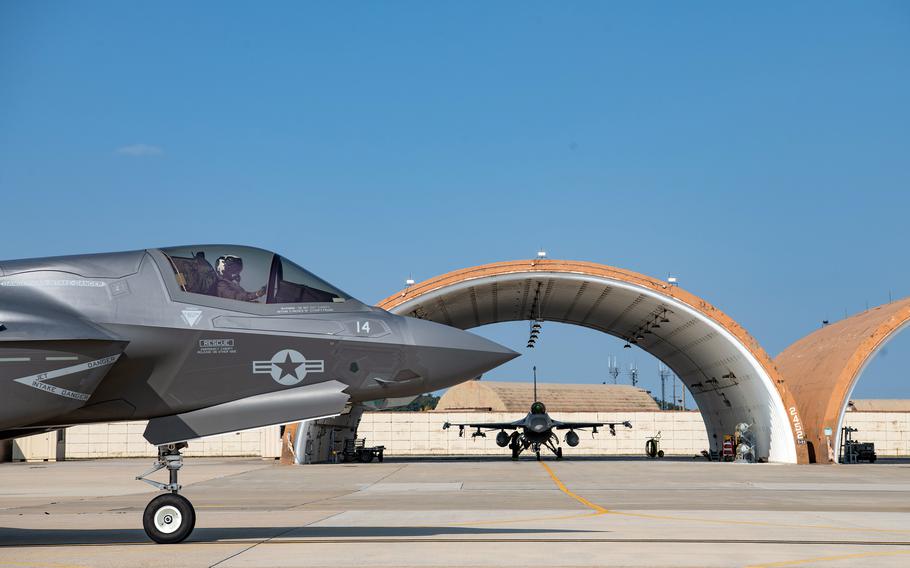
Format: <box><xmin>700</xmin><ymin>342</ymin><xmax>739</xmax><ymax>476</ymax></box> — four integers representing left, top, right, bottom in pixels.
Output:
<box><xmin>776</xmin><ymin>297</ymin><xmax>910</xmax><ymax>463</ymax></box>
<box><xmin>377</xmin><ymin>259</ymin><xmax>805</xmax><ymax>464</ymax></box>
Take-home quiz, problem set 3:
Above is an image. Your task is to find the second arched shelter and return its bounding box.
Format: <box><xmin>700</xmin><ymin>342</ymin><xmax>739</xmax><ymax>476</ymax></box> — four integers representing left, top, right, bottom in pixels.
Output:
<box><xmin>377</xmin><ymin>259</ymin><xmax>805</xmax><ymax>464</ymax></box>
<box><xmin>775</xmin><ymin>297</ymin><xmax>910</xmax><ymax>463</ymax></box>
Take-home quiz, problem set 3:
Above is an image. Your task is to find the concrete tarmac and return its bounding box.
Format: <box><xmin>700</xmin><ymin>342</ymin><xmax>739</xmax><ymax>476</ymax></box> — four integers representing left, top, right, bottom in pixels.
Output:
<box><xmin>2</xmin><ymin>456</ymin><xmax>910</xmax><ymax>567</ymax></box>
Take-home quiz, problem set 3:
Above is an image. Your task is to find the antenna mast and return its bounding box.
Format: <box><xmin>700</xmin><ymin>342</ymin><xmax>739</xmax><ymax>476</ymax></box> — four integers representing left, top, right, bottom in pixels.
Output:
<box><xmin>628</xmin><ymin>362</ymin><xmax>639</xmax><ymax>387</ymax></box>
<box><xmin>608</xmin><ymin>356</ymin><xmax>620</xmax><ymax>384</ymax></box>
<box><xmin>658</xmin><ymin>363</ymin><xmax>671</xmax><ymax>410</ymax></box>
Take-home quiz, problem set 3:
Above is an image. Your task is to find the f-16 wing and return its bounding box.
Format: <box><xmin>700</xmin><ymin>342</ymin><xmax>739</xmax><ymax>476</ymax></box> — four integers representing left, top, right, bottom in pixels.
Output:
<box><xmin>443</xmin><ymin>418</ymin><xmax>524</xmax><ymax>438</ymax></box>
<box><xmin>552</xmin><ymin>419</ymin><xmax>632</xmax><ymax>435</ymax></box>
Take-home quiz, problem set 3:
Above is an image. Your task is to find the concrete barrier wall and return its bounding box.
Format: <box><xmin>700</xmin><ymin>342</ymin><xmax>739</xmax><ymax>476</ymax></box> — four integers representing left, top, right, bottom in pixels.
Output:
<box><xmin>6</xmin><ymin>411</ymin><xmax>908</xmax><ymax>461</ymax></box>
<box><xmin>357</xmin><ymin>411</ymin><xmax>910</xmax><ymax>458</ymax></box>
<box><xmin>63</xmin><ymin>422</ymin><xmax>282</xmax><ymax>459</ymax></box>
<box><xmin>11</xmin><ymin>432</ymin><xmax>59</xmax><ymax>461</ymax></box>
<box><xmin>11</xmin><ymin>423</ymin><xmax>282</xmax><ymax>461</ymax></box>
<box><xmin>840</xmin><ymin>412</ymin><xmax>910</xmax><ymax>457</ymax></box>
<box><xmin>358</xmin><ymin>411</ymin><xmax>710</xmax><ymax>456</ymax></box>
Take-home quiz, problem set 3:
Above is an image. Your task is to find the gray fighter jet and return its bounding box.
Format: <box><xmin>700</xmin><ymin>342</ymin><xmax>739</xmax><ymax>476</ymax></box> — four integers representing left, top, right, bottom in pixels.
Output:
<box><xmin>0</xmin><ymin>245</ymin><xmax>517</xmax><ymax>543</ymax></box>
<box><xmin>443</xmin><ymin>367</ymin><xmax>631</xmax><ymax>460</ymax></box>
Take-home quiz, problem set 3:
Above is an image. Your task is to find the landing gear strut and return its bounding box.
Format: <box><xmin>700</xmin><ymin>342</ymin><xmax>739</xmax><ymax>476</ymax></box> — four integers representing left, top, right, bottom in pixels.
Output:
<box><xmin>510</xmin><ymin>432</ymin><xmax>522</xmax><ymax>460</ymax></box>
<box><xmin>136</xmin><ymin>442</ymin><xmax>196</xmax><ymax>544</ymax></box>
<box><xmin>544</xmin><ymin>436</ymin><xmax>562</xmax><ymax>460</ymax></box>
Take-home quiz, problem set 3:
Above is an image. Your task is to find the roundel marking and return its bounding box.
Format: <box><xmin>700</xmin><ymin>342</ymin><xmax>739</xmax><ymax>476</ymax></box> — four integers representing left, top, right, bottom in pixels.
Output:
<box><xmin>252</xmin><ymin>349</ymin><xmax>325</xmax><ymax>386</ymax></box>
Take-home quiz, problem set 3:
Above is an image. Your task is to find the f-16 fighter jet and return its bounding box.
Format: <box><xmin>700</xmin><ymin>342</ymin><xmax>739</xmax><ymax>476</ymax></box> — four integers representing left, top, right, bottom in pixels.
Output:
<box><xmin>0</xmin><ymin>245</ymin><xmax>517</xmax><ymax>543</ymax></box>
<box><xmin>443</xmin><ymin>367</ymin><xmax>631</xmax><ymax>460</ymax></box>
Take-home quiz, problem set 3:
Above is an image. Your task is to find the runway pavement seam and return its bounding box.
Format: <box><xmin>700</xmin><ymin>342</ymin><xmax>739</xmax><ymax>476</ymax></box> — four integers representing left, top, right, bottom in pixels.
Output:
<box><xmin>206</xmin><ymin>526</ymin><xmax>299</xmax><ymax>567</ymax></box>
<box><xmin>192</xmin><ymin>538</ymin><xmax>910</xmax><ymax>545</ymax></box>
<box><xmin>205</xmin><ymin>508</ymin><xmax>348</xmax><ymax>566</ymax></box>
<box><xmin>285</xmin><ymin>464</ymin><xmax>410</xmax><ymax>511</ymax></box>
<box><xmin>6</xmin><ymin>538</ymin><xmax>910</xmax><ymax>548</ymax></box>
<box><xmin>361</xmin><ymin>464</ymin><xmax>409</xmax><ymax>490</ymax></box>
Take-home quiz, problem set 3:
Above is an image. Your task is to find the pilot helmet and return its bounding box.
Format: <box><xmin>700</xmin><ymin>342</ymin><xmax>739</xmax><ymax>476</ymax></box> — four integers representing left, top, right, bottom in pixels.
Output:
<box><xmin>216</xmin><ymin>255</ymin><xmax>244</xmax><ymax>282</ymax></box>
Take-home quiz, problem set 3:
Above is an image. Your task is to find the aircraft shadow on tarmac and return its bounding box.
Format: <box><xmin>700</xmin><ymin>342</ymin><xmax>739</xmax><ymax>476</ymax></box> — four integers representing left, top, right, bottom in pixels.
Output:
<box><xmin>381</xmin><ymin>455</ymin><xmax>698</xmax><ymax>463</ymax></box>
<box><xmin>383</xmin><ymin>456</ymin><xmax>910</xmax><ymax>465</ymax></box>
<box><xmin>0</xmin><ymin>525</ymin><xmax>597</xmax><ymax>547</ymax></box>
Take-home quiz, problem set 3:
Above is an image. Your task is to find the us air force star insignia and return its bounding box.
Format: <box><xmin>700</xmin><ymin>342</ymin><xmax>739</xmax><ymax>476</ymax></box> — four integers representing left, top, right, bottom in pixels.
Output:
<box><xmin>252</xmin><ymin>349</ymin><xmax>325</xmax><ymax>386</ymax></box>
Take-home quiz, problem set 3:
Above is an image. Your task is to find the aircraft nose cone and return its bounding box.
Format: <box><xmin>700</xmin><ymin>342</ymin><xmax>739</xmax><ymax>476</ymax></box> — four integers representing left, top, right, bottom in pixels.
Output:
<box><xmin>530</xmin><ymin>416</ymin><xmax>548</xmax><ymax>432</ymax></box>
<box><xmin>402</xmin><ymin>318</ymin><xmax>518</xmax><ymax>390</ymax></box>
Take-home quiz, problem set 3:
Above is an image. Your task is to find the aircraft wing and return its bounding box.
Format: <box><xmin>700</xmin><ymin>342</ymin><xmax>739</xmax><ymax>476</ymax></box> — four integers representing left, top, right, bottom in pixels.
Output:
<box><xmin>552</xmin><ymin>420</ymin><xmax>633</xmax><ymax>435</ymax></box>
<box><xmin>144</xmin><ymin>379</ymin><xmax>350</xmax><ymax>445</ymax></box>
<box><xmin>443</xmin><ymin>418</ymin><xmax>524</xmax><ymax>436</ymax></box>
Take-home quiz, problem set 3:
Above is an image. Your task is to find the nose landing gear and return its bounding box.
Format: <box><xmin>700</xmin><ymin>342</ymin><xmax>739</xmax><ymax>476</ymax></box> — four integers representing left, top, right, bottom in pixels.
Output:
<box><xmin>136</xmin><ymin>442</ymin><xmax>196</xmax><ymax>544</ymax></box>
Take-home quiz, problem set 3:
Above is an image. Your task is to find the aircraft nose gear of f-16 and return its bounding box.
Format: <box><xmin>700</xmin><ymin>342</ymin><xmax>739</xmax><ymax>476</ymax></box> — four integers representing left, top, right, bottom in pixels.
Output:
<box><xmin>136</xmin><ymin>442</ymin><xmax>196</xmax><ymax>544</ymax></box>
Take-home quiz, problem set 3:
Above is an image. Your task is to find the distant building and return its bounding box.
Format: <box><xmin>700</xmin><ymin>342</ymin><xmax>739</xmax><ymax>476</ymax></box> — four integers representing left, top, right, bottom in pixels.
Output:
<box><xmin>848</xmin><ymin>400</ymin><xmax>910</xmax><ymax>412</ymax></box>
<box><xmin>435</xmin><ymin>381</ymin><xmax>660</xmax><ymax>413</ymax></box>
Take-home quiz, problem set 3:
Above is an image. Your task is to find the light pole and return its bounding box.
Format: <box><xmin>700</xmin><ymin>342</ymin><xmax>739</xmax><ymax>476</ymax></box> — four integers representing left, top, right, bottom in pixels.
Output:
<box><xmin>658</xmin><ymin>363</ymin><xmax>671</xmax><ymax>410</ymax></box>
<box><xmin>628</xmin><ymin>362</ymin><xmax>639</xmax><ymax>387</ymax></box>
<box><xmin>672</xmin><ymin>375</ymin><xmax>677</xmax><ymax>411</ymax></box>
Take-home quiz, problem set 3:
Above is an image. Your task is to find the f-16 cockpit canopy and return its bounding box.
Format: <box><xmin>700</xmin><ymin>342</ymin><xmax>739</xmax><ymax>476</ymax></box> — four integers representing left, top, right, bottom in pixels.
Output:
<box><xmin>530</xmin><ymin>401</ymin><xmax>547</xmax><ymax>415</ymax></box>
<box><xmin>159</xmin><ymin>245</ymin><xmax>351</xmax><ymax>305</ymax></box>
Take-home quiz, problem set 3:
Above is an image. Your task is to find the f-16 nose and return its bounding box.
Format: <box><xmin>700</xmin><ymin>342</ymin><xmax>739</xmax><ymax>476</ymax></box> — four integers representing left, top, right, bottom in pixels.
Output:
<box><xmin>402</xmin><ymin>317</ymin><xmax>519</xmax><ymax>390</ymax></box>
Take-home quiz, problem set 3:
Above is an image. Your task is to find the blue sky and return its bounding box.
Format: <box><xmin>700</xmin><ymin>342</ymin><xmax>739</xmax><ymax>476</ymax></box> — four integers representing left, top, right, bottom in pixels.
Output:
<box><xmin>1</xmin><ymin>2</ymin><xmax>908</xmax><ymax>403</ymax></box>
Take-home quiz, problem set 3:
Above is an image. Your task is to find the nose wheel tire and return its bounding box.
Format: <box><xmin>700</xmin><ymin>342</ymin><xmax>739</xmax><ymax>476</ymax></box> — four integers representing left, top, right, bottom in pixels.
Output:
<box><xmin>143</xmin><ymin>493</ymin><xmax>196</xmax><ymax>544</ymax></box>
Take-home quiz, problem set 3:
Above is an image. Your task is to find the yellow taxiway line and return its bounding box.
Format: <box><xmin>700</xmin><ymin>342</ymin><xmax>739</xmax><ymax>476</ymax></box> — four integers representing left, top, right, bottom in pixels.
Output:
<box><xmin>538</xmin><ymin>461</ymin><xmax>910</xmax><ymax>567</ymax></box>
<box><xmin>744</xmin><ymin>549</ymin><xmax>910</xmax><ymax>567</ymax></box>
<box><xmin>539</xmin><ymin>461</ymin><xmax>609</xmax><ymax>515</ymax></box>
<box><xmin>538</xmin><ymin>461</ymin><xmax>910</xmax><ymax>537</ymax></box>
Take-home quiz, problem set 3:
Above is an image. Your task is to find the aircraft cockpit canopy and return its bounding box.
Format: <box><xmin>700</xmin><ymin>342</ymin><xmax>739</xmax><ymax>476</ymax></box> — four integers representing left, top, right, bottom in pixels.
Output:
<box><xmin>160</xmin><ymin>245</ymin><xmax>351</xmax><ymax>305</ymax></box>
<box><xmin>530</xmin><ymin>401</ymin><xmax>546</xmax><ymax>415</ymax></box>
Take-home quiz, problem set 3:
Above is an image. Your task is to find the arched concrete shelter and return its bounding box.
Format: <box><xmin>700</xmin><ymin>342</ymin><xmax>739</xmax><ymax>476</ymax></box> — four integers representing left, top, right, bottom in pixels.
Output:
<box><xmin>775</xmin><ymin>297</ymin><xmax>910</xmax><ymax>463</ymax></box>
<box><xmin>377</xmin><ymin>259</ymin><xmax>804</xmax><ymax>463</ymax></box>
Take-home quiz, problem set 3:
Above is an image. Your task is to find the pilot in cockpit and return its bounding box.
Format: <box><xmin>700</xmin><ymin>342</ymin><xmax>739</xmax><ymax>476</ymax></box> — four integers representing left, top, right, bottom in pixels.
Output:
<box><xmin>214</xmin><ymin>255</ymin><xmax>266</xmax><ymax>302</ymax></box>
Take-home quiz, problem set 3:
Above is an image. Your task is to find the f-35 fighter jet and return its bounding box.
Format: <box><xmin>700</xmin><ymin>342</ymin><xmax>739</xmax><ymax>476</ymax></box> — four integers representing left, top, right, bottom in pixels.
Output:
<box><xmin>443</xmin><ymin>367</ymin><xmax>631</xmax><ymax>460</ymax></box>
<box><xmin>0</xmin><ymin>245</ymin><xmax>517</xmax><ymax>543</ymax></box>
